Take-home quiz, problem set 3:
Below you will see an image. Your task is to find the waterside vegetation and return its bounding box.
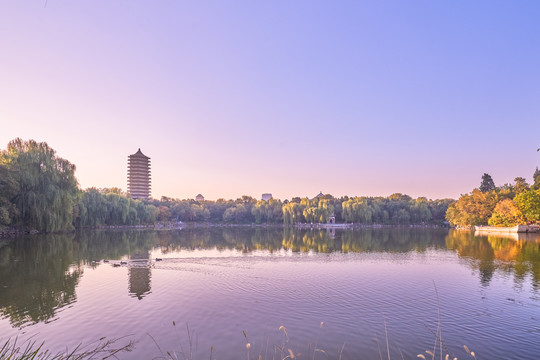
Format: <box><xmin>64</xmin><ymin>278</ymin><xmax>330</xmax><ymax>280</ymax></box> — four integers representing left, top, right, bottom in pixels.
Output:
<box><xmin>2</xmin><ymin>139</ymin><xmax>538</xmax><ymax>234</ymax></box>
<box><xmin>1</xmin><ymin>139</ymin><xmax>454</xmax><ymax>235</ymax></box>
<box><xmin>0</xmin><ymin>139</ymin><xmax>159</xmax><ymax>234</ymax></box>
<box><xmin>0</xmin><ymin>336</ymin><xmax>134</xmax><ymax>360</ymax></box>
<box><xmin>446</xmin><ymin>171</ymin><xmax>540</xmax><ymax>227</ymax></box>
<box><xmin>0</xmin><ymin>327</ymin><xmax>480</xmax><ymax>360</ymax></box>
<box><xmin>154</xmin><ymin>193</ymin><xmax>452</xmax><ymax>227</ymax></box>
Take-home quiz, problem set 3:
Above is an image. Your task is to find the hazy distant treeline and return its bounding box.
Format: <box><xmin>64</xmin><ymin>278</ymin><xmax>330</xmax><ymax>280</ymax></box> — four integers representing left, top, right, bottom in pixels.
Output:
<box><xmin>1</xmin><ymin>139</ymin><xmax>453</xmax><ymax>234</ymax></box>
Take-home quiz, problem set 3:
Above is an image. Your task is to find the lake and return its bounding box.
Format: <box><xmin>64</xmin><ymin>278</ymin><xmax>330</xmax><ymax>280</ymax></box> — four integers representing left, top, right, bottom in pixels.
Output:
<box><xmin>1</xmin><ymin>227</ymin><xmax>539</xmax><ymax>359</ymax></box>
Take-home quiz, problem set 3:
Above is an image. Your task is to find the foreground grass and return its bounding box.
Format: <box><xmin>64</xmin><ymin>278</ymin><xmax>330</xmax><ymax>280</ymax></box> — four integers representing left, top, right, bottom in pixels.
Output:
<box><xmin>1</xmin><ymin>331</ymin><xmax>479</xmax><ymax>360</ymax></box>
<box><xmin>0</xmin><ymin>337</ymin><xmax>134</xmax><ymax>360</ymax></box>
<box><xmin>149</xmin><ymin>322</ymin><xmax>479</xmax><ymax>360</ymax></box>
<box><xmin>3</xmin><ymin>313</ymin><xmax>479</xmax><ymax>360</ymax></box>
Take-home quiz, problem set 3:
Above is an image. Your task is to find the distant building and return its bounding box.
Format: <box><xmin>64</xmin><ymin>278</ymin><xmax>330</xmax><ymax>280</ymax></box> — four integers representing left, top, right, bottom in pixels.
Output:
<box><xmin>195</xmin><ymin>194</ymin><xmax>205</xmax><ymax>202</ymax></box>
<box><xmin>262</xmin><ymin>193</ymin><xmax>272</xmax><ymax>202</ymax></box>
<box><xmin>127</xmin><ymin>149</ymin><xmax>151</xmax><ymax>199</ymax></box>
<box><xmin>313</xmin><ymin>191</ymin><xmax>324</xmax><ymax>200</ymax></box>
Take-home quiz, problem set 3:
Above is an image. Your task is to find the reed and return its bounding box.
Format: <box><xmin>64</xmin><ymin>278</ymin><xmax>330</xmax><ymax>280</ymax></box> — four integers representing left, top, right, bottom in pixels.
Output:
<box><xmin>0</xmin><ymin>336</ymin><xmax>134</xmax><ymax>360</ymax></box>
<box><xmin>3</xmin><ymin>311</ymin><xmax>480</xmax><ymax>360</ymax></box>
<box><xmin>416</xmin><ymin>283</ymin><xmax>479</xmax><ymax>360</ymax></box>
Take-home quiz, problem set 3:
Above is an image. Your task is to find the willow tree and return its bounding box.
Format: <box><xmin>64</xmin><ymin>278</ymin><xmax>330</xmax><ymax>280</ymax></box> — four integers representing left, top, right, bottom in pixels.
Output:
<box><xmin>1</xmin><ymin>139</ymin><xmax>79</xmax><ymax>232</ymax></box>
<box><xmin>0</xmin><ymin>163</ymin><xmax>18</xmax><ymax>227</ymax></box>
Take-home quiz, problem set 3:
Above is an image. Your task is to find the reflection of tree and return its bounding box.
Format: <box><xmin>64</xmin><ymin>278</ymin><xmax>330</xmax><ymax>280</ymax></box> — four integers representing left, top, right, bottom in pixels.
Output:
<box><xmin>153</xmin><ymin>228</ymin><xmax>284</xmax><ymax>253</ymax></box>
<box><xmin>281</xmin><ymin>228</ymin><xmax>448</xmax><ymax>253</ymax></box>
<box><xmin>75</xmin><ymin>231</ymin><xmax>157</xmax><ymax>301</ymax></box>
<box><xmin>445</xmin><ymin>230</ymin><xmax>540</xmax><ymax>288</ymax></box>
<box><xmin>446</xmin><ymin>230</ymin><xmax>495</xmax><ymax>286</ymax></box>
<box><xmin>155</xmin><ymin>229</ymin><xmax>212</xmax><ymax>253</ymax></box>
<box><xmin>74</xmin><ymin>230</ymin><xmax>157</xmax><ymax>262</ymax></box>
<box><xmin>282</xmin><ymin>228</ymin><xmax>335</xmax><ymax>253</ymax></box>
<box><xmin>251</xmin><ymin>228</ymin><xmax>283</xmax><ymax>253</ymax></box>
<box><xmin>0</xmin><ymin>230</ymin><xmax>158</xmax><ymax>327</ymax></box>
<box><xmin>0</xmin><ymin>234</ymin><xmax>81</xmax><ymax>328</ymax></box>
<box><xmin>3</xmin><ymin>228</ymin><xmax>538</xmax><ymax>328</ymax></box>
<box><xmin>338</xmin><ymin>228</ymin><xmax>447</xmax><ymax>253</ymax></box>
<box><xmin>152</xmin><ymin>227</ymin><xmax>447</xmax><ymax>254</ymax></box>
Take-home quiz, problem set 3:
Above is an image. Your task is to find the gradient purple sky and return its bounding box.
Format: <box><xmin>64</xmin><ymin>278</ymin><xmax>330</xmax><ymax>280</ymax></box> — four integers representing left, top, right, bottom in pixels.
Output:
<box><xmin>1</xmin><ymin>1</ymin><xmax>539</xmax><ymax>201</ymax></box>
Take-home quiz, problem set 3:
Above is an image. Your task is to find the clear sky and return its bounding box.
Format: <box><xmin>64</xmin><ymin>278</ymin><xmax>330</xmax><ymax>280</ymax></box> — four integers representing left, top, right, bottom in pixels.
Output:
<box><xmin>1</xmin><ymin>1</ymin><xmax>539</xmax><ymax>201</ymax></box>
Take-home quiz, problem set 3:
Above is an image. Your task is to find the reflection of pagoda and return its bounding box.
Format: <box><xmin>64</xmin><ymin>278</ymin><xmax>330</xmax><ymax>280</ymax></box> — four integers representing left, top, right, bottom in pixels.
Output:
<box><xmin>127</xmin><ymin>149</ymin><xmax>151</xmax><ymax>199</ymax></box>
<box><xmin>128</xmin><ymin>251</ymin><xmax>151</xmax><ymax>300</ymax></box>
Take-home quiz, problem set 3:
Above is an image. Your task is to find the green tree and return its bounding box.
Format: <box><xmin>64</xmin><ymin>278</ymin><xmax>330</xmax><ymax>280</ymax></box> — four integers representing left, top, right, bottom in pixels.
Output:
<box><xmin>0</xmin><ymin>164</ymin><xmax>18</xmax><ymax>227</ymax></box>
<box><xmin>252</xmin><ymin>199</ymin><xmax>283</xmax><ymax>223</ymax></box>
<box><xmin>532</xmin><ymin>167</ymin><xmax>540</xmax><ymax>190</ymax></box>
<box><xmin>429</xmin><ymin>199</ymin><xmax>454</xmax><ymax>223</ymax></box>
<box><xmin>223</xmin><ymin>204</ymin><xmax>251</xmax><ymax>223</ymax></box>
<box><xmin>1</xmin><ymin>139</ymin><xmax>79</xmax><ymax>232</ymax></box>
<box><xmin>479</xmin><ymin>173</ymin><xmax>496</xmax><ymax>193</ymax></box>
<box><xmin>282</xmin><ymin>201</ymin><xmax>307</xmax><ymax>225</ymax></box>
<box><xmin>410</xmin><ymin>197</ymin><xmax>432</xmax><ymax>223</ymax></box>
<box><xmin>342</xmin><ymin>197</ymin><xmax>373</xmax><ymax>223</ymax></box>
<box><xmin>514</xmin><ymin>189</ymin><xmax>540</xmax><ymax>223</ymax></box>
<box><xmin>513</xmin><ymin>177</ymin><xmax>529</xmax><ymax>195</ymax></box>
<box><xmin>76</xmin><ymin>188</ymin><xmax>157</xmax><ymax>227</ymax></box>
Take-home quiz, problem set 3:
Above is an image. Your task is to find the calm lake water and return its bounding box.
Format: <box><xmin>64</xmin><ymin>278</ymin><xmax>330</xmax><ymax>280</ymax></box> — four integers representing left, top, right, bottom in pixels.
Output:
<box><xmin>1</xmin><ymin>228</ymin><xmax>539</xmax><ymax>359</ymax></box>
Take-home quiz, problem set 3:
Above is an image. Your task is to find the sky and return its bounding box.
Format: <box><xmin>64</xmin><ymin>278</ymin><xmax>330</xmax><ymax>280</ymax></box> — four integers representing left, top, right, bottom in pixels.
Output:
<box><xmin>1</xmin><ymin>1</ymin><xmax>539</xmax><ymax>201</ymax></box>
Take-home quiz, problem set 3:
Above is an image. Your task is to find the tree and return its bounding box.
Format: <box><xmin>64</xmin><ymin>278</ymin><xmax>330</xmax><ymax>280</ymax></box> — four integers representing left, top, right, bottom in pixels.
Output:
<box><xmin>513</xmin><ymin>177</ymin><xmax>529</xmax><ymax>195</ymax></box>
<box><xmin>252</xmin><ymin>199</ymin><xmax>283</xmax><ymax>224</ymax></box>
<box><xmin>533</xmin><ymin>167</ymin><xmax>540</xmax><ymax>190</ymax></box>
<box><xmin>0</xmin><ymin>164</ymin><xmax>18</xmax><ymax>227</ymax></box>
<box><xmin>479</xmin><ymin>173</ymin><xmax>496</xmax><ymax>193</ymax></box>
<box><xmin>488</xmin><ymin>199</ymin><xmax>524</xmax><ymax>227</ymax></box>
<box><xmin>282</xmin><ymin>201</ymin><xmax>306</xmax><ymax>225</ymax></box>
<box><xmin>446</xmin><ymin>189</ymin><xmax>499</xmax><ymax>226</ymax></box>
<box><xmin>410</xmin><ymin>197</ymin><xmax>432</xmax><ymax>223</ymax></box>
<box><xmin>429</xmin><ymin>199</ymin><xmax>454</xmax><ymax>223</ymax></box>
<box><xmin>1</xmin><ymin>139</ymin><xmax>79</xmax><ymax>232</ymax></box>
<box><xmin>514</xmin><ymin>189</ymin><xmax>540</xmax><ymax>223</ymax></box>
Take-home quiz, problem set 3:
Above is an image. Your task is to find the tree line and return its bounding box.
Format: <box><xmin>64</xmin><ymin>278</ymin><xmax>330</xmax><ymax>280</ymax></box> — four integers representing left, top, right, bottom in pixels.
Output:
<box><xmin>152</xmin><ymin>193</ymin><xmax>452</xmax><ymax>226</ymax></box>
<box><xmin>1</xmin><ymin>138</ymin><xmax>455</xmax><ymax>234</ymax></box>
<box><xmin>446</xmin><ymin>171</ymin><xmax>540</xmax><ymax>227</ymax></box>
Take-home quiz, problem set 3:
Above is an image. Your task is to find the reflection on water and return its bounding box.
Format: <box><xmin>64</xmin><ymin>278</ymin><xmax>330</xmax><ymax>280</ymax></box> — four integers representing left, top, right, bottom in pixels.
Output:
<box><xmin>0</xmin><ymin>234</ymin><xmax>81</xmax><ymax>328</ymax></box>
<box><xmin>154</xmin><ymin>227</ymin><xmax>450</xmax><ymax>254</ymax></box>
<box><xmin>1</xmin><ymin>227</ymin><xmax>539</xmax><ymax>338</ymax></box>
<box><xmin>128</xmin><ymin>250</ymin><xmax>151</xmax><ymax>300</ymax></box>
<box><xmin>446</xmin><ymin>230</ymin><xmax>540</xmax><ymax>288</ymax></box>
<box><xmin>0</xmin><ymin>230</ymin><xmax>156</xmax><ymax>327</ymax></box>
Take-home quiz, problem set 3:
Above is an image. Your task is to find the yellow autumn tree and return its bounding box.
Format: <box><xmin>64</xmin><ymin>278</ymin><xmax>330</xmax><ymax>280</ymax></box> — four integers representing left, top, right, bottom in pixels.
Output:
<box><xmin>488</xmin><ymin>199</ymin><xmax>525</xmax><ymax>227</ymax></box>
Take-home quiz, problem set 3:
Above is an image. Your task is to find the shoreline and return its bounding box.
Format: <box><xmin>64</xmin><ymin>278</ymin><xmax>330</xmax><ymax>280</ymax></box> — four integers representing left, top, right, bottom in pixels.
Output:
<box><xmin>1</xmin><ymin>222</ymin><xmax>451</xmax><ymax>239</ymax></box>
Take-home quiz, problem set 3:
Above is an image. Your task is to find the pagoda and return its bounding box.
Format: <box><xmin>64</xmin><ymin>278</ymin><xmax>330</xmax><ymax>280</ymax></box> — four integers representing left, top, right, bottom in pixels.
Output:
<box><xmin>127</xmin><ymin>149</ymin><xmax>151</xmax><ymax>199</ymax></box>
